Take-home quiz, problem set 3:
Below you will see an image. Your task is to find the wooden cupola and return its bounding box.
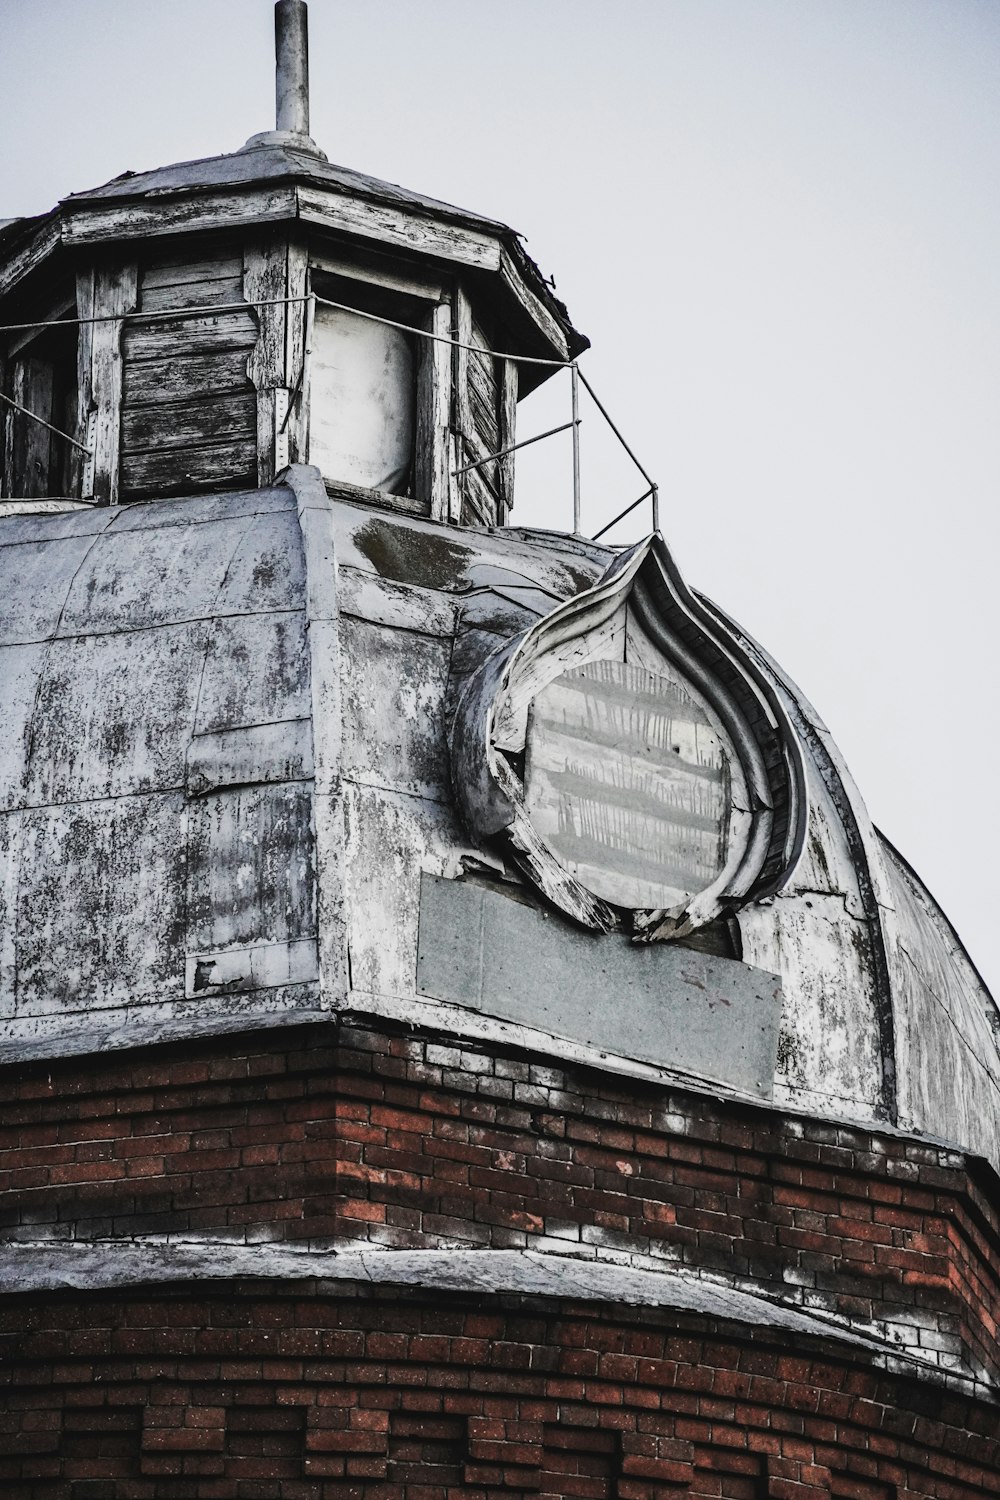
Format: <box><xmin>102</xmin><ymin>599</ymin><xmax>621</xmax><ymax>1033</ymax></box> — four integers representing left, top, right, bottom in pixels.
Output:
<box><xmin>0</xmin><ymin>0</ymin><xmax>586</xmax><ymax>526</ymax></box>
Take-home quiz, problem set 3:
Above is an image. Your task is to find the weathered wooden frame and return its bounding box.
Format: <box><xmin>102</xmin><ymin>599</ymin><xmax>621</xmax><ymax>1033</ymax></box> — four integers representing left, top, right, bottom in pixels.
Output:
<box><xmin>452</xmin><ymin>286</ymin><xmax>517</xmax><ymax>526</ymax></box>
<box><xmin>307</xmin><ymin>255</ymin><xmax>452</xmax><ymax>519</ymax></box>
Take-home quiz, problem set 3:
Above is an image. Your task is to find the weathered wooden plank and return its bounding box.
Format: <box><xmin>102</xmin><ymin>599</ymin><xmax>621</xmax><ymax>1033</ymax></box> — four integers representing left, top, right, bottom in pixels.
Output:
<box><xmin>89</xmin><ymin>260</ymin><xmax>138</xmax><ymax>504</ymax></box>
<box><xmin>142</xmin><ymin>253</ymin><xmax>245</xmax><ymax>291</ymax></box>
<box><xmin>244</xmin><ymin>237</ymin><xmax>291</xmax><ymax>485</ymax></box>
<box><xmin>499</xmin><ymin>357</ymin><xmax>518</xmax><ymax>515</ymax></box>
<box><xmin>61</xmin><ymin>187</ymin><xmax>300</xmax><ymax>246</ymax></box>
<box><xmin>453</xmin><ymin>286</ymin><xmax>474</xmax><ymax>444</ymax></box>
<box><xmin>415</xmin><ymin>300</ymin><xmax>453</xmax><ymax>520</ymax></box>
<box><xmin>123</xmin><ymin>346</ymin><xmax>254</xmax><ymax>405</ymax></box>
<box><xmin>310</xmin><ymin>247</ymin><xmax>445</xmax><ymax>302</ymax></box>
<box><xmin>124</xmin><ymin>311</ymin><xmax>257</xmax><ymax>361</ymax></box>
<box><xmin>0</xmin><ymin>219</ymin><xmax>60</xmax><ymax>302</ymax></box>
<box><xmin>297</xmin><ymin>184</ymin><xmax>501</xmax><ymax>272</ymax></box>
<box><xmin>140</xmin><ymin>274</ymin><xmax>246</xmax><ymax>313</ymax></box>
<box><xmin>75</xmin><ymin>266</ymin><xmax>96</xmax><ymax>499</ymax></box>
<box><xmin>121</xmin><ymin>438</ymin><xmax>257</xmax><ymax>496</ymax></box>
<box><xmin>11</xmin><ymin>357</ymin><xmax>53</xmax><ymax>499</ymax></box>
<box><xmin>121</xmin><ymin>391</ymin><xmax>256</xmax><ymax>452</ymax></box>
<box><xmin>498</xmin><ymin>245</ymin><xmax>571</xmax><ymax>362</ymax></box>
<box><xmin>284</xmin><ymin>241</ymin><xmax>309</xmax><ymax>464</ymax></box>
<box><xmin>4</xmin><ymin>294</ymin><xmax>75</xmax><ymax>360</ymax></box>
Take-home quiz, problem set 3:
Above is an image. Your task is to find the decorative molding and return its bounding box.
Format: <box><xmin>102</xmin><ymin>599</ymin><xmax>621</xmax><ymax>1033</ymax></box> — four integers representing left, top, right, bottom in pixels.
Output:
<box><xmin>451</xmin><ymin>534</ymin><xmax>807</xmax><ymax>939</ymax></box>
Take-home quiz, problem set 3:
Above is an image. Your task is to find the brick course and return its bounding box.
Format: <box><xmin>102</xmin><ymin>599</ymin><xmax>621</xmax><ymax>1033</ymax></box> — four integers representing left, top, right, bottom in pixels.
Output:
<box><xmin>0</xmin><ymin>1286</ymin><xmax>997</xmax><ymax>1498</ymax></box>
<box><xmin>0</xmin><ymin>1019</ymin><xmax>998</xmax><ymax>1382</ymax></box>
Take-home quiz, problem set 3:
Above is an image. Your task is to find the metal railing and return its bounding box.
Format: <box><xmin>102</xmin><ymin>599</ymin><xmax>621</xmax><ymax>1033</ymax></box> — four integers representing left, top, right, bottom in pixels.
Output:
<box><xmin>0</xmin><ymin>294</ymin><xmax>660</xmax><ymax>540</ymax></box>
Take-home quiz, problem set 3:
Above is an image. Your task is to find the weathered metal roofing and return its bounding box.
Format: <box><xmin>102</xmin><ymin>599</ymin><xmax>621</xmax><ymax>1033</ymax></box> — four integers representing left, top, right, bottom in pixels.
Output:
<box><xmin>0</xmin><ymin>467</ymin><xmax>995</xmax><ymax>1174</ymax></box>
<box><xmin>64</xmin><ymin>141</ymin><xmax>509</xmax><ymax>234</ymax></box>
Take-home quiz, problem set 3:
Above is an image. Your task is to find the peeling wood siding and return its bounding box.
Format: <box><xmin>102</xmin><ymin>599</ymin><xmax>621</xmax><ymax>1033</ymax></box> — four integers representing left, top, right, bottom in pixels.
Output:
<box><xmin>120</xmin><ymin>248</ymin><xmax>257</xmax><ymax>499</ymax></box>
<box><xmin>453</xmin><ymin>293</ymin><xmax>515</xmax><ymax>527</ymax></box>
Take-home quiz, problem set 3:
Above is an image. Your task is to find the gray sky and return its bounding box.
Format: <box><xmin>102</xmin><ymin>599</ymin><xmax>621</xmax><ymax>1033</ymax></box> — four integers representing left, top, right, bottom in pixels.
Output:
<box><xmin>3</xmin><ymin>0</ymin><xmax>998</xmax><ymax>993</ymax></box>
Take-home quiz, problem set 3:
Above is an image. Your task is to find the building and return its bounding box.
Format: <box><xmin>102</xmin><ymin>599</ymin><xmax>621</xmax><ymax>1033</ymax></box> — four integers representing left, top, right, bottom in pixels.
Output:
<box><xmin>1</xmin><ymin>4</ymin><xmax>998</xmax><ymax>1496</ymax></box>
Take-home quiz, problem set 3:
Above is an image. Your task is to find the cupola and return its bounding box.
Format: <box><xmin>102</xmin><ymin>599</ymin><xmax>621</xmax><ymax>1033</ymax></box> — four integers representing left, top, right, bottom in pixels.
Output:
<box><xmin>0</xmin><ymin>0</ymin><xmax>586</xmax><ymax>525</ymax></box>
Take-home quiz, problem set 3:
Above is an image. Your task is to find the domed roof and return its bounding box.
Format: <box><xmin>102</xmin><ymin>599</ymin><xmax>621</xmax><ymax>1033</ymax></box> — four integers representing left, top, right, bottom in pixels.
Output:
<box><xmin>0</xmin><ymin>467</ymin><xmax>995</xmax><ymax>1171</ymax></box>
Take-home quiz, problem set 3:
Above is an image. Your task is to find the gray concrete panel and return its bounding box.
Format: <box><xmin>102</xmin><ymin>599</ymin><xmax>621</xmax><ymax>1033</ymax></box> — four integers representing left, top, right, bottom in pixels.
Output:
<box><xmin>417</xmin><ymin>874</ymin><xmax>782</xmax><ymax>1100</ymax></box>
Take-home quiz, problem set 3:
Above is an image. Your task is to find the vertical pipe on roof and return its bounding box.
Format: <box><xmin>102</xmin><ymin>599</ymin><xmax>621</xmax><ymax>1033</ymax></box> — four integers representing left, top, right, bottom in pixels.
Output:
<box><xmin>276</xmin><ymin>0</ymin><xmax>310</xmax><ymax>137</ymax></box>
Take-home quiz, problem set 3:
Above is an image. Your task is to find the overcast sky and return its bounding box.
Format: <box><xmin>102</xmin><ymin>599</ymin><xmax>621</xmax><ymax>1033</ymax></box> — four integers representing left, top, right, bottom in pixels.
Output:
<box><xmin>3</xmin><ymin>0</ymin><xmax>998</xmax><ymax>995</ymax></box>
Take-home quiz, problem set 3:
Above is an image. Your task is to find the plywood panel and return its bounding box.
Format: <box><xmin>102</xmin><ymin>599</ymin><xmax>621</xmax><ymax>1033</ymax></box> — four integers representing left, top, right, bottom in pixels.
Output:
<box><xmin>120</xmin><ymin>251</ymin><xmax>257</xmax><ymax>499</ymax></box>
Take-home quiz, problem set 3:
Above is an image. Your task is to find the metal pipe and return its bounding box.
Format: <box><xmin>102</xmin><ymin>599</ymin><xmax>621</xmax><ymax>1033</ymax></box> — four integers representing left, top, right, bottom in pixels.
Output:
<box><xmin>275</xmin><ymin>0</ymin><xmax>310</xmax><ymax>136</ymax></box>
<box><xmin>0</xmin><ymin>389</ymin><xmax>92</xmax><ymax>456</ymax></box>
<box><xmin>452</xmin><ymin>420</ymin><xmax>575</xmax><ymax>478</ymax></box>
<box><xmin>591</xmin><ymin>485</ymin><xmax>654</xmax><ymax>542</ymax></box>
<box><xmin>576</xmin><ymin>367</ymin><xmax>656</xmax><ymax>490</ymax></box>
<box><xmin>570</xmin><ymin>362</ymin><xmax>582</xmax><ymax>533</ymax></box>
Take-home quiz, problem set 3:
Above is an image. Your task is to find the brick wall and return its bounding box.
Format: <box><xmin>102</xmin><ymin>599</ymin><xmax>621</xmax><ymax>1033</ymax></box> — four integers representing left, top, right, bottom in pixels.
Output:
<box><xmin>0</xmin><ymin>1286</ymin><xmax>997</xmax><ymax>1499</ymax></box>
<box><xmin>0</xmin><ymin>1019</ymin><xmax>998</xmax><ymax>1381</ymax></box>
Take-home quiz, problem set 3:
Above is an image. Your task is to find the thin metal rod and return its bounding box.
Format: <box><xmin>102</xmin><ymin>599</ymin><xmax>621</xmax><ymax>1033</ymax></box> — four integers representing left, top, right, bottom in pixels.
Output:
<box><xmin>312</xmin><ymin>294</ymin><xmax>572</xmax><ymax>368</ymax></box>
<box><xmin>570</xmin><ymin>362</ymin><xmax>582</xmax><ymax>533</ymax></box>
<box><xmin>452</xmin><ymin>420</ymin><xmax>576</xmax><ymax>478</ymax></box>
<box><xmin>591</xmin><ymin>485</ymin><xmax>654</xmax><ymax>542</ymax></box>
<box><xmin>0</xmin><ymin>295</ymin><xmax>309</xmax><ymax>335</ymax></box>
<box><xmin>0</xmin><ymin>290</ymin><xmax>664</xmax><ymax>539</ymax></box>
<box><xmin>0</xmin><ymin>293</ymin><xmax>567</xmax><ymax>368</ymax></box>
<box><xmin>576</xmin><ymin>367</ymin><xmax>656</xmax><ymax>490</ymax></box>
<box><xmin>0</xmin><ymin>389</ymin><xmax>92</xmax><ymax>455</ymax></box>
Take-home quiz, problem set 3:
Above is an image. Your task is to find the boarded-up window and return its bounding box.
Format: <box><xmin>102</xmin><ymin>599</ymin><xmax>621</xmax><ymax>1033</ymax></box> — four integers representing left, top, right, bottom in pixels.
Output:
<box><xmin>120</xmin><ymin>247</ymin><xmax>257</xmax><ymax>500</ymax></box>
<box><xmin>309</xmin><ymin>303</ymin><xmax>416</xmax><ymax>494</ymax></box>
<box><xmin>524</xmin><ymin>658</ymin><xmax>731</xmax><ymax>911</ymax></box>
